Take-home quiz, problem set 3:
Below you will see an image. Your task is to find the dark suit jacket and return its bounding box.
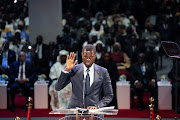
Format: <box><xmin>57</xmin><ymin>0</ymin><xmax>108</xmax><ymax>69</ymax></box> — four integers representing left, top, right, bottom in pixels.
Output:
<box><xmin>130</xmin><ymin>62</ymin><xmax>157</xmax><ymax>86</ymax></box>
<box><xmin>34</xmin><ymin>43</ymin><xmax>49</xmax><ymax>60</ymax></box>
<box><xmin>8</xmin><ymin>61</ymin><xmax>37</xmax><ymax>86</ymax></box>
<box><xmin>55</xmin><ymin>63</ymin><xmax>113</xmax><ymax>109</ymax></box>
<box><xmin>33</xmin><ymin>43</ymin><xmax>50</xmax><ymax>75</ymax></box>
<box><xmin>0</xmin><ymin>49</ymin><xmax>16</xmax><ymax>66</ymax></box>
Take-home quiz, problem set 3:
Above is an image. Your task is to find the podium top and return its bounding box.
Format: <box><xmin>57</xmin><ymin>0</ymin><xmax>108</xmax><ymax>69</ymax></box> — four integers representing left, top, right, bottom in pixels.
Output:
<box><xmin>161</xmin><ymin>41</ymin><xmax>180</xmax><ymax>58</ymax></box>
<box><xmin>49</xmin><ymin>107</ymin><xmax>118</xmax><ymax>115</ymax></box>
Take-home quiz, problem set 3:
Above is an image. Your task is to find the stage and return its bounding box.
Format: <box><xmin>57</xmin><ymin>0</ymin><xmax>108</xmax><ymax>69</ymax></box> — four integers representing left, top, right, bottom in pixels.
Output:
<box><xmin>0</xmin><ymin>117</ymin><xmax>176</xmax><ymax>120</ymax></box>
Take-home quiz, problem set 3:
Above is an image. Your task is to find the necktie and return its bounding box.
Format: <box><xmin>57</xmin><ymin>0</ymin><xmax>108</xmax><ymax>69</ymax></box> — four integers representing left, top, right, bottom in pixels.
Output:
<box><xmin>141</xmin><ymin>65</ymin><xmax>145</xmax><ymax>76</ymax></box>
<box><xmin>141</xmin><ymin>65</ymin><xmax>147</xmax><ymax>84</ymax></box>
<box><xmin>2</xmin><ymin>52</ymin><xmax>8</xmax><ymax>67</ymax></box>
<box><xmin>20</xmin><ymin>65</ymin><xmax>23</xmax><ymax>79</ymax></box>
<box><xmin>86</xmin><ymin>68</ymin><xmax>90</xmax><ymax>93</ymax></box>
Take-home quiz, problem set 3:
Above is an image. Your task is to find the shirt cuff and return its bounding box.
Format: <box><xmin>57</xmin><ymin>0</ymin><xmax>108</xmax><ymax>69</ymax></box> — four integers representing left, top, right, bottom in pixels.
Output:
<box><xmin>62</xmin><ymin>70</ymin><xmax>69</xmax><ymax>73</ymax></box>
<box><xmin>134</xmin><ymin>80</ymin><xmax>139</xmax><ymax>85</ymax></box>
<box><xmin>94</xmin><ymin>104</ymin><xmax>99</xmax><ymax>109</ymax></box>
<box><xmin>151</xmin><ymin>79</ymin><xmax>155</xmax><ymax>82</ymax></box>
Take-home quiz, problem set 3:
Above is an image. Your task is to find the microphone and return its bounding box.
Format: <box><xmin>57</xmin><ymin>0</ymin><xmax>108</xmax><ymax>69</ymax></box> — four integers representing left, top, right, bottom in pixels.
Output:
<box><xmin>82</xmin><ymin>79</ymin><xmax>86</xmax><ymax>108</ymax></box>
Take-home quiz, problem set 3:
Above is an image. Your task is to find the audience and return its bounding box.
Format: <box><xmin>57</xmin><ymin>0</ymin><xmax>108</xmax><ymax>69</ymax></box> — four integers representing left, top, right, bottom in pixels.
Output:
<box><xmin>99</xmin><ymin>52</ymin><xmax>119</xmax><ymax>108</ymax></box>
<box><xmin>21</xmin><ymin>44</ymin><xmax>39</xmax><ymax>72</ymax></box>
<box><xmin>130</xmin><ymin>53</ymin><xmax>158</xmax><ymax>113</ymax></box>
<box><xmin>49</xmin><ymin>50</ymin><xmax>72</xmax><ymax>110</ymax></box>
<box><xmin>33</xmin><ymin>35</ymin><xmax>49</xmax><ymax>77</ymax></box>
<box><xmin>94</xmin><ymin>40</ymin><xmax>105</xmax><ymax>64</ymax></box>
<box><xmin>8</xmin><ymin>51</ymin><xmax>37</xmax><ymax>112</ymax></box>
<box><xmin>111</xmin><ymin>42</ymin><xmax>131</xmax><ymax>80</ymax></box>
<box><xmin>125</xmin><ymin>34</ymin><xmax>138</xmax><ymax>64</ymax></box>
<box><xmin>0</xmin><ymin>41</ymin><xmax>16</xmax><ymax>75</ymax></box>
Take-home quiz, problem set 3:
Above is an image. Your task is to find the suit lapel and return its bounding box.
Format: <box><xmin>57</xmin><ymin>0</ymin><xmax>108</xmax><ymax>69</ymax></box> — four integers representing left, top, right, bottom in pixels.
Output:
<box><xmin>16</xmin><ymin>61</ymin><xmax>20</xmax><ymax>76</ymax></box>
<box><xmin>137</xmin><ymin>63</ymin><xmax>143</xmax><ymax>76</ymax></box>
<box><xmin>144</xmin><ymin>63</ymin><xmax>149</xmax><ymax>75</ymax></box>
<box><xmin>76</xmin><ymin>63</ymin><xmax>84</xmax><ymax>89</ymax></box>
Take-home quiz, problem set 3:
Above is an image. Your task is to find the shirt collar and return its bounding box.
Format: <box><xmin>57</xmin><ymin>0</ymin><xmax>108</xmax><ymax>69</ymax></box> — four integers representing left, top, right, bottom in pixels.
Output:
<box><xmin>20</xmin><ymin>61</ymin><xmax>25</xmax><ymax>66</ymax></box>
<box><xmin>83</xmin><ymin>63</ymin><xmax>94</xmax><ymax>72</ymax></box>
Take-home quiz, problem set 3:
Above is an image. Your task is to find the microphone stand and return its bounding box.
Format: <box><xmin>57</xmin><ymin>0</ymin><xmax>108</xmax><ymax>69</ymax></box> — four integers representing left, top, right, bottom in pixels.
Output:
<box><xmin>175</xmin><ymin>58</ymin><xmax>178</xmax><ymax>120</ymax></box>
<box><xmin>83</xmin><ymin>79</ymin><xmax>86</xmax><ymax>108</ymax></box>
<box><xmin>78</xmin><ymin>79</ymin><xmax>88</xmax><ymax>114</ymax></box>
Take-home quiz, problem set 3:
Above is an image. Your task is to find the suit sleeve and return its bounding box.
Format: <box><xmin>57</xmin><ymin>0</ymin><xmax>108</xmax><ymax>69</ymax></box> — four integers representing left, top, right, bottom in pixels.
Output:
<box><xmin>97</xmin><ymin>69</ymin><xmax>113</xmax><ymax>108</ymax></box>
<box><xmin>55</xmin><ymin>71</ymin><xmax>71</xmax><ymax>91</ymax></box>
<box><xmin>8</xmin><ymin>62</ymin><xmax>17</xmax><ymax>83</ymax></box>
<box><xmin>27</xmin><ymin>62</ymin><xmax>37</xmax><ymax>84</ymax></box>
<box><xmin>130</xmin><ymin>64</ymin><xmax>136</xmax><ymax>84</ymax></box>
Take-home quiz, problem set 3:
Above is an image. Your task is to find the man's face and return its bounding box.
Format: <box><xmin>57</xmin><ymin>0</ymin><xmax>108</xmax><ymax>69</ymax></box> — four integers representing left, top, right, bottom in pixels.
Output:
<box><xmin>19</xmin><ymin>52</ymin><xmax>26</xmax><ymax>63</ymax></box>
<box><xmin>60</xmin><ymin>55</ymin><xmax>67</xmax><ymax>64</ymax></box>
<box><xmin>82</xmin><ymin>50</ymin><xmax>96</xmax><ymax>67</ymax></box>
<box><xmin>104</xmin><ymin>53</ymin><xmax>110</xmax><ymax>63</ymax></box>
<box><xmin>138</xmin><ymin>55</ymin><xmax>145</xmax><ymax>64</ymax></box>
<box><xmin>96</xmin><ymin>44</ymin><xmax>102</xmax><ymax>52</ymax></box>
<box><xmin>113</xmin><ymin>44</ymin><xmax>119</xmax><ymax>52</ymax></box>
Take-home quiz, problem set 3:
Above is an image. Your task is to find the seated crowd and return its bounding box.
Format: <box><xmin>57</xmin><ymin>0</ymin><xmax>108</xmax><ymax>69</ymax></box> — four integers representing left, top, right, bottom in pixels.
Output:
<box><xmin>0</xmin><ymin>0</ymin><xmax>180</xmax><ymax>114</ymax></box>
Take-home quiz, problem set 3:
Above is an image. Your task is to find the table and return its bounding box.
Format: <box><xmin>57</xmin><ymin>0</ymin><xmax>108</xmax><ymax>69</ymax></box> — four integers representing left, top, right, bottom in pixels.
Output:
<box><xmin>34</xmin><ymin>81</ymin><xmax>48</xmax><ymax>109</ymax></box>
<box><xmin>0</xmin><ymin>83</ymin><xmax>7</xmax><ymax>109</ymax></box>
<box><xmin>116</xmin><ymin>81</ymin><xmax>130</xmax><ymax>109</ymax></box>
<box><xmin>158</xmin><ymin>81</ymin><xmax>172</xmax><ymax>110</ymax></box>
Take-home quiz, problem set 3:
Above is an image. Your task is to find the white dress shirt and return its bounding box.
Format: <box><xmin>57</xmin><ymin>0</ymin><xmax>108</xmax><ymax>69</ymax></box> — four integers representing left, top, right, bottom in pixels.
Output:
<box><xmin>36</xmin><ymin>44</ymin><xmax>42</xmax><ymax>59</ymax></box>
<box><xmin>18</xmin><ymin>63</ymin><xmax>26</xmax><ymax>79</ymax></box>
<box><xmin>83</xmin><ymin>63</ymin><xmax>94</xmax><ymax>87</ymax></box>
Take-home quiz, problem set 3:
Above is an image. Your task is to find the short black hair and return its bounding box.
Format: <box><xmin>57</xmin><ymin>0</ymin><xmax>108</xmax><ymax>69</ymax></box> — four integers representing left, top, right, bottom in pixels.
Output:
<box><xmin>82</xmin><ymin>44</ymin><xmax>96</xmax><ymax>53</ymax></box>
<box><xmin>138</xmin><ymin>53</ymin><xmax>146</xmax><ymax>58</ymax></box>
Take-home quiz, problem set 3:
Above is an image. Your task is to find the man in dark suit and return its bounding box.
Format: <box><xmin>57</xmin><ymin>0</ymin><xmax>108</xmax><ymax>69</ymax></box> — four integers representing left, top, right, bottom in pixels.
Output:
<box><xmin>9</xmin><ymin>51</ymin><xmax>37</xmax><ymax>112</ymax></box>
<box><xmin>33</xmin><ymin>35</ymin><xmax>49</xmax><ymax>77</ymax></box>
<box><xmin>130</xmin><ymin>53</ymin><xmax>158</xmax><ymax>113</ymax></box>
<box><xmin>55</xmin><ymin>44</ymin><xmax>113</xmax><ymax>118</ymax></box>
<box><xmin>0</xmin><ymin>41</ymin><xmax>16</xmax><ymax>75</ymax></box>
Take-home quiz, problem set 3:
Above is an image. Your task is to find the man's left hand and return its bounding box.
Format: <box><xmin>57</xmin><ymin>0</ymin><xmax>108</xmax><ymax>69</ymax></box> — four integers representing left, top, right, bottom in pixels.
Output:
<box><xmin>149</xmin><ymin>80</ymin><xmax>156</xmax><ymax>87</ymax></box>
<box><xmin>87</xmin><ymin>106</ymin><xmax>98</xmax><ymax>110</ymax></box>
<box><xmin>20</xmin><ymin>78</ymin><xmax>29</xmax><ymax>84</ymax></box>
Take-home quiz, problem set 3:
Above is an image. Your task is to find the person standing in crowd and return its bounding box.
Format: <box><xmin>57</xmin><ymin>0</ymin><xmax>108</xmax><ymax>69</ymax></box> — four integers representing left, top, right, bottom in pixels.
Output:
<box><xmin>0</xmin><ymin>41</ymin><xmax>16</xmax><ymax>75</ymax></box>
<box><xmin>8</xmin><ymin>51</ymin><xmax>37</xmax><ymax>112</ymax></box>
<box><xmin>55</xmin><ymin>44</ymin><xmax>113</xmax><ymax>118</ymax></box>
<box><xmin>33</xmin><ymin>35</ymin><xmax>49</xmax><ymax>77</ymax></box>
<box><xmin>49</xmin><ymin>50</ymin><xmax>72</xmax><ymax>110</ymax></box>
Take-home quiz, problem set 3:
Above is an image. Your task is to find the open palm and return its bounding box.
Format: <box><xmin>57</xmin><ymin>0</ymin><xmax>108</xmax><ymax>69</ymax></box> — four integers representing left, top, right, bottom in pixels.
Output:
<box><xmin>65</xmin><ymin>52</ymin><xmax>77</xmax><ymax>72</ymax></box>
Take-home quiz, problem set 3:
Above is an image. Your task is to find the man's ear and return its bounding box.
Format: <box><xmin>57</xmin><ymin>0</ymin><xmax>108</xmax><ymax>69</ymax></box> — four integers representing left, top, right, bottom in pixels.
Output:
<box><xmin>94</xmin><ymin>53</ymin><xmax>96</xmax><ymax>58</ymax></box>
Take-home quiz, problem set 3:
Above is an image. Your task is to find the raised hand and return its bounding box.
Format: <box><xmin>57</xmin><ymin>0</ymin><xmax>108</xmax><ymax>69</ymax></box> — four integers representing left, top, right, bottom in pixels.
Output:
<box><xmin>65</xmin><ymin>52</ymin><xmax>77</xmax><ymax>72</ymax></box>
